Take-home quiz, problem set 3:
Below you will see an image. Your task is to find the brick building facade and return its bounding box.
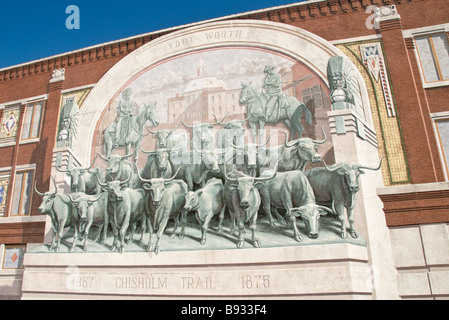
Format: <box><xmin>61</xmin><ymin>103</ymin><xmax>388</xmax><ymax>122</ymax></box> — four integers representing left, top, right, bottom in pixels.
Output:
<box><xmin>0</xmin><ymin>0</ymin><xmax>448</xmax><ymax>299</ymax></box>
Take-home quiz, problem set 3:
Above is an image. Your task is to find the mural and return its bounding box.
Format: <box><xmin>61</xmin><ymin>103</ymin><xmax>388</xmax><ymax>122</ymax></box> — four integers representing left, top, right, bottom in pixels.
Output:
<box><xmin>33</xmin><ymin>47</ymin><xmax>381</xmax><ymax>254</ymax></box>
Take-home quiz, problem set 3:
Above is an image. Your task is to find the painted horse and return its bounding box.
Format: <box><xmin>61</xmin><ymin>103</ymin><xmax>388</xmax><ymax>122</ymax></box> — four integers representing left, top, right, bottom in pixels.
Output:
<box><xmin>103</xmin><ymin>102</ymin><xmax>159</xmax><ymax>164</ymax></box>
<box><xmin>239</xmin><ymin>82</ymin><xmax>312</xmax><ymax>143</ymax></box>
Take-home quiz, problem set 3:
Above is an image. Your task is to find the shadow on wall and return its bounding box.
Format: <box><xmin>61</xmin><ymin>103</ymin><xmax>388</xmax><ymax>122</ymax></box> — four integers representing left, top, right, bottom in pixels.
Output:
<box><xmin>0</xmin><ymin>281</ymin><xmax>23</xmax><ymax>300</ymax></box>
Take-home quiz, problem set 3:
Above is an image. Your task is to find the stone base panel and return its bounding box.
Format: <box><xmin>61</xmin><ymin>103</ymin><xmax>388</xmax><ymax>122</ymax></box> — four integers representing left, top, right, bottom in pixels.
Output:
<box><xmin>21</xmin><ymin>243</ymin><xmax>373</xmax><ymax>299</ymax></box>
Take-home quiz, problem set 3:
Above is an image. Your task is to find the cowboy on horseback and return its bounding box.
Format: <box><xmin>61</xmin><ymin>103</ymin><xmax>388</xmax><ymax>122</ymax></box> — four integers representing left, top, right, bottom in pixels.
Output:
<box><xmin>114</xmin><ymin>88</ymin><xmax>136</xmax><ymax>148</ymax></box>
<box><xmin>262</xmin><ymin>65</ymin><xmax>284</xmax><ymax>122</ymax></box>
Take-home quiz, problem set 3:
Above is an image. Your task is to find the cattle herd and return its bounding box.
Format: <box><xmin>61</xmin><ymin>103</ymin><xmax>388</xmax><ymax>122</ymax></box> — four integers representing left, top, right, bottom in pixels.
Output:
<box><xmin>35</xmin><ymin>114</ymin><xmax>383</xmax><ymax>254</ymax></box>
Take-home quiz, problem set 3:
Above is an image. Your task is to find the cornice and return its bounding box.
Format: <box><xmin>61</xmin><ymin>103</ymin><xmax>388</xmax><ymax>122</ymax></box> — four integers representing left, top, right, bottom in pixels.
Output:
<box><xmin>378</xmin><ymin>182</ymin><xmax>449</xmax><ymax>227</ymax></box>
<box><xmin>0</xmin><ymin>0</ymin><xmax>413</xmax><ymax>83</ymax></box>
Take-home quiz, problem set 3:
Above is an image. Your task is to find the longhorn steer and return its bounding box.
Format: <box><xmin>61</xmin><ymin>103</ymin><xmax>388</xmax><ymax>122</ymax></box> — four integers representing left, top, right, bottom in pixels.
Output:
<box><xmin>231</xmin><ymin>134</ymin><xmax>272</xmax><ymax>177</ymax></box>
<box><xmin>171</xmin><ymin>147</ymin><xmax>223</xmax><ymax>190</ymax></box>
<box><xmin>213</xmin><ymin>113</ymin><xmax>247</xmax><ymax>149</ymax></box>
<box><xmin>257</xmin><ymin>170</ymin><xmax>333</xmax><ymax>240</ymax></box>
<box><xmin>140</xmin><ymin>147</ymin><xmax>174</xmax><ymax>179</ymax></box>
<box><xmin>137</xmin><ymin>167</ymin><xmax>188</xmax><ymax>254</ymax></box>
<box><xmin>56</xmin><ymin>158</ymin><xmax>103</xmax><ymax>194</ymax></box>
<box><xmin>35</xmin><ymin>182</ymin><xmax>79</xmax><ymax>253</ymax></box>
<box><xmin>182</xmin><ymin>118</ymin><xmax>223</xmax><ymax>150</ymax></box>
<box><xmin>148</xmin><ymin>124</ymin><xmax>186</xmax><ymax>150</ymax></box>
<box><xmin>223</xmin><ymin>161</ymin><xmax>279</xmax><ymax>248</ymax></box>
<box><xmin>305</xmin><ymin>157</ymin><xmax>383</xmax><ymax>239</ymax></box>
<box><xmin>184</xmin><ymin>178</ymin><xmax>226</xmax><ymax>245</ymax></box>
<box><xmin>67</xmin><ymin>192</ymin><xmax>108</xmax><ymax>251</ymax></box>
<box><xmin>98</xmin><ymin>152</ymin><xmax>134</xmax><ymax>186</ymax></box>
<box><xmin>260</xmin><ymin>128</ymin><xmax>326</xmax><ymax>172</ymax></box>
<box><xmin>96</xmin><ymin>176</ymin><xmax>146</xmax><ymax>253</ymax></box>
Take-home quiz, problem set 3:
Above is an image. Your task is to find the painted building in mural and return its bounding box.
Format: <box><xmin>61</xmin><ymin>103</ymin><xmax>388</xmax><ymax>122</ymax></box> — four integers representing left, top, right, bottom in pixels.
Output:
<box><xmin>0</xmin><ymin>0</ymin><xmax>448</xmax><ymax>300</ymax></box>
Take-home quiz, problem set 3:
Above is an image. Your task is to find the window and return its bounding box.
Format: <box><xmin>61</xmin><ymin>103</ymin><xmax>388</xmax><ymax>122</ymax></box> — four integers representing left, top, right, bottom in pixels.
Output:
<box><xmin>21</xmin><ymin>101</ymin><xmax>44</xmax><ymax>140</ymax></box>
<box><xmin>301</xmin><ymin>85</ymin><xmax>330</xmax><ymax>110</ymax></box>
<box><xmin>432</xmin><ymin>114</ymin><xmax>449</xmax><ymax>180</ymax></box>
<box><xmin>415</xmin><ymin>33</ymin><xmax>449</xmax><ymax>83</ymax></box>
<box><xmin>0</xmin><ymin>173</ymin><xmax>10</xmax><ymax>217</ymax></box>
<box><xmin>2</xmin><ymin>245</ymin><xmax>26</xmax><ymax>269</ymax></box>
<box><xmin>10</xmin><ymin>169</ymin><xmax>34</xmax><ymax>216</ymax></box>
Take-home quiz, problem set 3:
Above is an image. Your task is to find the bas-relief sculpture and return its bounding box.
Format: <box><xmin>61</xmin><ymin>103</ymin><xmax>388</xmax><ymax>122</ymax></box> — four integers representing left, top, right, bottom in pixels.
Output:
<box><xmin>327</xmin><ymin>56</ymin><xmax>365</xmax><ymax>119</ymax></box>
<box><xmin>57</xmin><ymin>99</ymin><xmax>80</xmax><ymax>148</ymax></box>
<box><xmin>34</xmin><ymin>48</ymin><xmax>381</xmax><ymax>255</ymax></box>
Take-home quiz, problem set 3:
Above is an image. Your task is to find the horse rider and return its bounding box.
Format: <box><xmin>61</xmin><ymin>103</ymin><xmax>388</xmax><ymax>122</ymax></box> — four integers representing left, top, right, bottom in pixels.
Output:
<box><xmin>114</xmin><ymin>88</ymin><xmax>135</xmax><ymax>148</ymax></box>
<box><xmin>262</xmin><ymin>65</ymin><xmax>284</xmax><ymax>122</ymax></box>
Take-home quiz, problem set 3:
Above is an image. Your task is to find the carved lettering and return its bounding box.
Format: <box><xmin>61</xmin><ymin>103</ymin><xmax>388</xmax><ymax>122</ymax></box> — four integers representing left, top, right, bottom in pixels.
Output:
<box><xmin>115</xmin><ymin>275</ymin><xmax>167</xmax><ymax>290</ymax></box>
<box><xmin>181</xmin><ymin>276</ymin><xmax>217</xmax><ymax>290</ymax></box>
<box><xmin>67</xmin><ymin>276</ymin><xmax>94</xmax><ymax>289</ymax></box>
<box><xmin>168</xmin><ymin>37</ymin><xmax>194</xmax><ymax>50</ymax></box>
<box><xmin>205</xmin><ymin>30</ymin><xmax>243</xmax><ymax>40</ymax></box>
<box><xmin>241</xmin><ymin>274</ymin><xmax>270</xmax><ymax>289</ymax></box>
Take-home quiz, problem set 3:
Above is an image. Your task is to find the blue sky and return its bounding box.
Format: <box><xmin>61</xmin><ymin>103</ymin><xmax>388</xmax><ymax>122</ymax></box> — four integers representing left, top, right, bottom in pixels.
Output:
<box><xmin>0</xmin><ymin>1</ymin><xmax>306</xmax><ymax>69</ymax></box>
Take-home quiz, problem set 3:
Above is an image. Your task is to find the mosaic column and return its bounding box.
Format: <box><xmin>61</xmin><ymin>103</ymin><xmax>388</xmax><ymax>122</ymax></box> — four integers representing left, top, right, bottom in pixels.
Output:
<box><xmin>379</xmin><ymin>6</ymin><xmax>441</xmax><ymax>183</ymax></box>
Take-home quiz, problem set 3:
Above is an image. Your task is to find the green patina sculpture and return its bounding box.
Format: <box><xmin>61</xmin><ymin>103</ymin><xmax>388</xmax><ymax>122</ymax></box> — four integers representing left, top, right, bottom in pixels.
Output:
<box><xmin>327</xmin><ymin>56</ymin><xmax>365</xmax><ymax>119</ymax></box>
<box><xmin>57</xmin><ymin>99</ymin><xmax>79</xmax><ymax>148</ymax></box>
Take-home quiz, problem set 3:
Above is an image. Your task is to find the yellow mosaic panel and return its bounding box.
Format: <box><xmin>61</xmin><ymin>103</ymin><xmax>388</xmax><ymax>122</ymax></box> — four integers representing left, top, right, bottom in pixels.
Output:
<box><xmin>336</xmin><ymin>42</ymin><xmax>410</xmax><ymax>186</ymax></box>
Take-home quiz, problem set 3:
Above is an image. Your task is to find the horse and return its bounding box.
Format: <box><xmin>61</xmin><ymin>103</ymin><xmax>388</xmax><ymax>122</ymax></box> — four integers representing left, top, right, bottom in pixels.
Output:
<box><xmin>239</xmin><ymin>82</ymin><xmax>312</xmax><ymax>143</ymax></box>
<box><xmin>103</xmin><ymin>102</ymin><xmax>159</xmax><ymax>164</ymax></box>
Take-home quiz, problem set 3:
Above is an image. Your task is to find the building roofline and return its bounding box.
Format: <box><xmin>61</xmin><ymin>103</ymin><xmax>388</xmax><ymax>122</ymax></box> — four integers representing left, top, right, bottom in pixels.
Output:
<box><xmin>0</xmin><ymin>1</ymin><xmax>322</xmax><ymax>72</ymax></box>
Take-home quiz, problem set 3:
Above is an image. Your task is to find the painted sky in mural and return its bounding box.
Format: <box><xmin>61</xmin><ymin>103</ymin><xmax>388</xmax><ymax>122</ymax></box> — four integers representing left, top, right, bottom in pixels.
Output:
<box><xmin>119</xmin><ymin>49</ymin><xmax>296</xmax><ymax>123</ymax></box>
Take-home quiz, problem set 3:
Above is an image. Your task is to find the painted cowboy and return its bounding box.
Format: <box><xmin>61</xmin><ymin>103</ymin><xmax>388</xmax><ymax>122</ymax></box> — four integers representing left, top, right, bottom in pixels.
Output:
<box><xmin>114</xmin><ymin>88</ymin><xmax>136</xmax><ymax>148</ymax></box>
<box><xmin>262</xmin><ymin>65</ymin><xmax>284</xmax><ymax>121</ymax></box>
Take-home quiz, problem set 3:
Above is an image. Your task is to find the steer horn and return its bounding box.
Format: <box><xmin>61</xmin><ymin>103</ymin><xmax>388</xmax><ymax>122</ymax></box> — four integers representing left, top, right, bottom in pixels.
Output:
<box><xmin>359</xmin><ymin>155</ymin><xmax>385</xmax><ymax>171</ymax></box>
<box><xmin>258</xmin><ymin>133</ymin><xmax>273</xmax><ymax>148</ymax></box>
<box><xmin>169</xmin><ymin>123</ymin><xmax>180</xmax><ymax>133</ymax></box>
<box><xmin>97</xmin><ymin>153</ymin><xmax>109</xmax><ymax>162</ymax></box>
<box><xmin>318</xmin><ymin>205</ymin><xmax>334</xmax><ymax>215</ymax></box>
<box><xmin>282</xmin><ymin>132</ymin><xmax>297</xmax><ymax>149</ymax></box>
<box><xmin>131</xmin><ymin>123</ymin><xmax>150</xmax><ymax>137</ymax></box>
<box><xmin>55</xmin><ymin>165</ymin><xmax>70</xmax><ymax>173</ymax></box>
<box><xmin>34</xmin><ymin>181</ymin><xmax>45</xmax><ymax>196</ymax></box>
<box><xmin>164</xmin><ymin>165</ymin><xmax>185</xmax><ymax>183</ymax></box>
<box><xmin>311</xmin><ymin>126</ymin><xmax>327</xmax><ymax>145</ymax></box>
<box><xmin>322</xmin><ymin>160</ymin><xmax>343</xmax><ymax>172</ymax></box>
<box><xmin>67</xmin><ymin>194</ymin><xmax>79</xmax><ymax>204</ymax></box>
<box><xmin>231</xmin><ymin>133</ymin><xmax>273</xmax><ymax>150</ymax></box>
<box><xmin>181</xmin><ymin>120</ymin><xmax>195</xmax><ymax>129</ymax></box>
<box><xmin>121</xmin><ymin>150</ymin><xmax>135</xmax><ymax>160</ymax></box>
<box><xmin>135</xmin><ymin>163</ymin><xmax>151</xmax><ymax>183</ymax></box>
<box><xmin>181</xmin><ymin>115</ymin><xmax>225</xmax><ymax>129</ymax></box>
<box><xmin>120</xmin><ymin>174</ymin><xmax>132</xmax><ymax>187</ymax></box>
<box><xmin>140</xmin><ymin>147</ymin><xmax>157</xmax><ymax>155</ymax></box>
<box><xmin>212</xmin><ymin>112</ymin><xmax>252</xmax><ymax>125</ymax></box>
<box><xmin>93</xmin><ymin>174</ymin><xmax>108</xmax><ymax>188</ymax></box>
<box><xmin>254</xmin><ymin>159</ymin><xmax>282</xmax><ymax>181</ymax></box>
<box><xmin>80</xmin><ymin>155</ymin><xmax>97</xmax><ymax>172</ymax></box>
<box><xmin>147</xmin><ymin>123</ymin><xmax>180</xmax><ymax>136</ymax></box>
<box><xmin>223</xmin><ymin>162</ymin><xmax>238</xmax><ymax>182</ymax></box>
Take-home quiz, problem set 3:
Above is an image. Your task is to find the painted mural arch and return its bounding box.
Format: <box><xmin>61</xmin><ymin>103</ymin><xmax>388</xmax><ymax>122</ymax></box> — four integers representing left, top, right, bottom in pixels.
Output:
<box><xmin>91</xmin><ymin>46</ymin><xmax>336</xmax><ymax>171</ymax></box>
<box><xmin>75</xmin><ymin>20</ymin><xmax>372</xmax><ymax>164</ymax></box>
<box><xmin>42</xmin><ymin>20</ymin><xmax>379</xmax><ymax>253</ymax></box>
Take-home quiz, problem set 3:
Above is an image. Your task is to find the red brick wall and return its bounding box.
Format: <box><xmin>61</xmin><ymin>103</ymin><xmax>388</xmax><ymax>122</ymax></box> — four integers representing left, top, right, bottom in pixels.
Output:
<box><xmin>380</xmin><ymin>188</ymin><xmax>449</xmax><ymax>227</ymax></box>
